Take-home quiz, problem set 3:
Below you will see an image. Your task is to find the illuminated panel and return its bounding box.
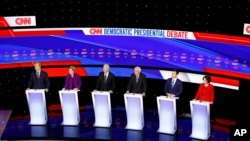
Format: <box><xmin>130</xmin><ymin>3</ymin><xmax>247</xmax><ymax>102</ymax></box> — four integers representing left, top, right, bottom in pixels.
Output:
<box><xmin>0</xmin><ymin>27</ymin><xmax>248</xmax><ymax>90</ymax></box>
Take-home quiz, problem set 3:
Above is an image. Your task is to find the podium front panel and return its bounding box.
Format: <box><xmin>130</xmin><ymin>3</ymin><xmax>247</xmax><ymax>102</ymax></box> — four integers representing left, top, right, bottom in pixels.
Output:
<box><xmin>157</xmin><ymin>96</ymin><xmax>177</xmax><ymax>134</ymax></box>
<box><xmin>95</xmin><ymin>127</ymin><xmax>112</xmax><ymax>140</ymax></box>
<box><xmin>124</xmin><ymin>94</ymin><xmax>144</xmax><ymax>130</ymax></box>
<box><xmin>92</xmin><ymin>91</ymin><xmax>112</xmax><ymax>127</ymax></box>
<box><xmin>26</xmin><ymin>90</ymin><xmax>47</xmax><ymax>125</ymax></box>
<box><xmin>31</xmin><ymin>125</ymin><xmax>48</xmax><ymax>137</ymax></box>
<box><xmin>63</xmin><ymin>126</ymin><xmax>80</xmax><ymax>138</ymax></box>
<box><xmin>159</xmin><ymin>133</ymin><xmax>177</xmax><ymax>141</ymax></box>
<box><xmin>126</xmin><ymin>130</ymin><xmax>143</xmax><ymax>141</ymax></box>
<box><xmin>59</xmin><ymin>90</ymin><xmax>80</xmax><ymax>125</ymax></box>
<box><xmin>190</xmin><ymin>101</ymin><xmax>210</xmax><ymax>140</ymax></box>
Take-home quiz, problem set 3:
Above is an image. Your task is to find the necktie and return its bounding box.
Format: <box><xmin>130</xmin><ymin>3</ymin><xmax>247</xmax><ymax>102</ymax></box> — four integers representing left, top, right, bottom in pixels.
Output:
<box><xmin>36</xmin><ymin>71</ymin><xmax>40</xmax><ymax>79</ymax></box>
<box><xmin>136</xmin><ymin>76</ymin><xmax>139</xmax><ymax>83</ymax></box>
<box><xmin>171</xmin><ymin>79</ymin><xmax>175</xmax><ymax>88</ymax></box>
<box><xmin>104</xmin><ymin>74</ymin><xmax>107</xmax><ymax>83</ymax></box>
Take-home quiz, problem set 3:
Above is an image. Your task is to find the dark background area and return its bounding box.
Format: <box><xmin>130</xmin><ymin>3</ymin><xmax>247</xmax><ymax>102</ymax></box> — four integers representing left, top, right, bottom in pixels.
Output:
<box><xmin>0</xmin><ymin>0</ymin><xmax>249</xmax><ymax>128</ymax></box>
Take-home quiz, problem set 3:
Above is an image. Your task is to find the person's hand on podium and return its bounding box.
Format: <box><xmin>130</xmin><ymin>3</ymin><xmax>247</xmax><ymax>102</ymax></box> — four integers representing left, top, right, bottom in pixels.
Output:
<box><xmin>62</xmin><ymin>88</ymin><xmax>65</xmax><ymax>90</ymax></box>
<box><xmin>73</xmin><ymin>88</ymin><xmax>79</xmax><ymax>91</ymax></box>
<box><xmin>45</xmin><ymin>88</ymin><xmax>48</xmax><ymax>92</ymax></box>
<box><xmin>125</xmin><ymin>91</ymin><xmax>129</xmax><ymax>94</ymax></box>
<box><xmin>192</xmin><ymin>99</ymin><xmax>209</xmax><ymax>103</ymax></box>
<box><xmin>109</xmin><ymin>90</ymin><xmax>113</xmax><ymax>94</ymax></box>
<box><xmin>167</xmin><ymin>93</ymin><xmax>175</xmax><ymax>98</ymax></box>
<box><xmin>93</xmin><ymin>89</ymin><xmax>97</xmax><ymax>92</ymax></box>
<box><xmin>142</xmin><ymin>93</ymin><xmax>146</xmax><ymax>97</ymax></box>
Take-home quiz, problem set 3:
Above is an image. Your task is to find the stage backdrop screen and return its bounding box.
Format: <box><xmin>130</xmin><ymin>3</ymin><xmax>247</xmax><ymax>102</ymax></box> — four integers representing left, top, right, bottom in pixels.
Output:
<box><xmin>1</xmin><ymin>27</ymin><xmax>250</xmax><ymax>90</ymax></box>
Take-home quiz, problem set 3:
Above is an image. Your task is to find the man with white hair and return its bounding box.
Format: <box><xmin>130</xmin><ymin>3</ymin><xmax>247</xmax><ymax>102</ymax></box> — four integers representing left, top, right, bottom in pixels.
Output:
<box><xmin>126</xmin><ymin>66</ymin><xmax>147</xmax><ymax>96</ymax></box>
<box><xmin>94</xmin><ymin>64</ymin><xmax>116</xmax><ymax>93</ymax></box>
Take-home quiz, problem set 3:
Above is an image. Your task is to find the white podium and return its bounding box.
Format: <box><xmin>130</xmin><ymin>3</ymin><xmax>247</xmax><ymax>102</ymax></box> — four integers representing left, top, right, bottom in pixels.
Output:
<box><xmin>91</xmin><ymin>91</ymin><xmax>112</xmax><ymax>127</ymax></box>
<box><xmin>59</xmin><ymin>90</ymin><xmax>80</xmax><ymax>125</ymax></box>
<box><xmin>31</xmin><ymin>125</ymin><xmax>48</xmax><ymax>137</ymax></box>
<box><xmin>157</xmin><ymin>96</ymin><xmax>178</xmax><ymax>134</ymax></box>
<box><xmin>25</xmin><ymin>89</ymin><xmax>47</xmax><ymax>125</ymax></box>
<box><xmin>190</xmin><ymin>100</ymin><xmax>211</xmax><ymax>140</ymax></box>
<box><xmin>124</xmin><ymin>93</ymin><xmax>144</xmax><ymax>130</ymax></box>
<box><xmin>126</xmin><ymin>130</ymin><xmax>143</xmax><ymax>141</ymax></box>
<box><xmin>95</xmin><ymin>127</ymin><xmax>112</xmax><ymax>140</ymax></box>
<box><xmin>63</xmin><ymin>126</ymin><xmax>80</xmax><ymax>138</ymax></box>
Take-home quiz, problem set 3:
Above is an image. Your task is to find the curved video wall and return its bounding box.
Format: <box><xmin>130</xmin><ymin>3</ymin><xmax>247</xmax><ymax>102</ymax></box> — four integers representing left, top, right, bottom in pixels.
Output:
<box><xmin>1</xmin><ymin>27</ymin><xmax>250</xmax><ymax>90</ymax></box>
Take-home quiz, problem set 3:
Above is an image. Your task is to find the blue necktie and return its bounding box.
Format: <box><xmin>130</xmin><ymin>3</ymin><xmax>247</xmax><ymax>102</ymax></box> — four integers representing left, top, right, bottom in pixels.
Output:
<box><xmin>171</xmin><ymin>79</ymin><xmax>175</xmax><ymax>88</ymax></box>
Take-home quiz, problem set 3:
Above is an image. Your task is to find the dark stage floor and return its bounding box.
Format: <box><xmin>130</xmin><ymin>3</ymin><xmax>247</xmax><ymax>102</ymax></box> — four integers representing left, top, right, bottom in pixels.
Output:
<box><xmin>0</xmin><ymin>106</ymin><xmax>231</xmax><ymax>141</ymax></box>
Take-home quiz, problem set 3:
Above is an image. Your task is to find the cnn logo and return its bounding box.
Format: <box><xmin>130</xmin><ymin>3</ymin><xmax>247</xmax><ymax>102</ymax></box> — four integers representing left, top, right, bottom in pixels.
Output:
<box><xmin>15</xmin><ymin>17</ymin><xmax>31</xmax><ymax>25</ymax></box>
<box><xmin>4</xmin><ymin>16</ymin><xmax>36</xmax><ymax>27</ymax></box>
<box><xmin>89</xmin><ymin>28</ymin><xmax>103</xmax><ymax>35</ymax></box>
<box><xmin>243</xmin><ymin>23</ymin><xmax>250</xmax><ymax>35</ymax></box>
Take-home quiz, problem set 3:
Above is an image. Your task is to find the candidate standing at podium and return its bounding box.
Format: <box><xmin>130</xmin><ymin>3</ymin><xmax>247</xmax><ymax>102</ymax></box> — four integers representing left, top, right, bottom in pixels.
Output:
<box><xmin>164</xmin><ymin>69</ymin><xmax>183</xmax><ymax>115</ymax></box>
<box><xmin>126</xmin><ymin>66</ymin><xmax>147</xmax><ymax>96</ymax></box>
<box><xmin>62</xmin><ymin>66</ymin><xmax>82</xmax><ymax>90</ymax></box>
<box><xmin>94</xmin><ymin>64</ymin><xmax>115</xmax><ymax>93</ymax></box>
<box><xmin>126</xmin><ymin>66</ymin><xmax>147</xmax><ymax>112</ymax></box>
<box><xmin>164</xmin><ymin>69</ymin><xmax>183</xmax><ymax>98</ymax></box>
<box><xmin>193</xmin><ymin>75</ymin><xmax>215</xmax><ymax>120</ymax></box>
<box><xmin>27</xmin><ymin>62</ymin><xmax>50</xmax><ymax>92</ymax></box>
<box><xmin>94</xmin><ymin>64</ymin><xmax>116</xmax><ymax>107</ymax></box>
<box><xmin>193</xmin><ymin>75</ymin><xmax>214</xmax><ymax>103</ymax></box>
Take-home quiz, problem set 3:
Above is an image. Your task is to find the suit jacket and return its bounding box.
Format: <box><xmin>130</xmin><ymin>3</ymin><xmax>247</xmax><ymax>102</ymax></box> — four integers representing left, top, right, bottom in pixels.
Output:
<box><xmin>127</xmin><ymin>73</ymin><xmax>147</xmax><ymax>94</ymax></box>
<box><xmin>164</xmin><ymin>78</ymin><xmax>183</xmax><ymax>97</ymax></box>
<box><xmin>194</xmin><ymin>83</ymin><xmax>214</xmax><ymax>102</ymax></box>
<box><xmin>95</xmin><ymin>72</ymin><xmax>115</xmax><ymax>91</ymax></box>
<box><xmin>64</xmin><ymin>73</ymin><xmax>82</xmax><ymax>90</ymax></box>
<box><xmin>28</xmin><ymin>70</ymin><xmax>50</xmax><ymax>89</ymax></box>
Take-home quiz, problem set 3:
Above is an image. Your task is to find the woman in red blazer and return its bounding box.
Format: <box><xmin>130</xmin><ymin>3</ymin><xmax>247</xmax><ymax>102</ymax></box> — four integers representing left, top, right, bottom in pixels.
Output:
<box><xmin>194</xmin><ymin>75</ymin><xmax>214</xmax><ymax>103</ymax></box>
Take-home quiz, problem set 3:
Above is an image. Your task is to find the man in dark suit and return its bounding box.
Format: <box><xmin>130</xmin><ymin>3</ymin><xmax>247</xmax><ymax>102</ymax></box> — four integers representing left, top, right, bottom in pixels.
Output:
<box><xmin>164</xmin><ymin>69</ymin><xmax>183</xmax><ymax>98</ymax></box>
<box><xmin>126</xmin><ymin>66</ymin><xmax>147</xmax><ymax>96</ymax></box>
<box><xmin>164</xmin><ymin>69</ymin><xmax>183</xmax><ymax>115</ymax></box>
<box><xmin>27</xmin><ymin>62</ymin><xmax>50</xmax><ymax>92</ymax></box>
<box><xmin>94</xmin><ymin>64</ymin><xmax>116</xmax><ymax>107</ymax></box>
<box><xmin>126</xmin><ymin>66</ymin><xmax>147</xmax><ymax>112</ymax></box>
<box><xmin>94</xmin><ymin>64</ymin><xmax>116</xmax><ymax>93</ymax></box>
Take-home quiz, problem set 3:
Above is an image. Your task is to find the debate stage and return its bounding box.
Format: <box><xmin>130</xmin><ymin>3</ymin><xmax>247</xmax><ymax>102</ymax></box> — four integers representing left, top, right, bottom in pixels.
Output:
<box><xmin>0</xmin><ymin>107</ymin><xmax>232</xmax><ymax>141</ymax></box>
